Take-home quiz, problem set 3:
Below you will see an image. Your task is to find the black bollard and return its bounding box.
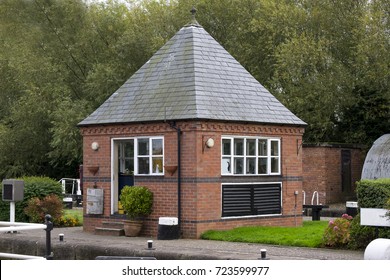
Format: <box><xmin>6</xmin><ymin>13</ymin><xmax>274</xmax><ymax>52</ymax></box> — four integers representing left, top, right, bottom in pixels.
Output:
<box><xmin>259</xmin><ymin>249</ymin><xmax>269</xmax><ymax>260</ymax></box>
<box><xmin>147</xmin><ymin>240</ymin><xmax>155</xmax><ymax>250</ymax></box>
<box><xmin>44</xmin><ymin>214</ymin><xmax>54</xmax><ymax>260</ymax></box>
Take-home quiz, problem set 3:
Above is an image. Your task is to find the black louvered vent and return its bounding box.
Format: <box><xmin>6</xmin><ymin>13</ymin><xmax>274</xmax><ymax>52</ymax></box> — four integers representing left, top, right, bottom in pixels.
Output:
<box><xmin>222</xmin><ymin>183</ymin><xmax>281</xmax><ymax>217</ymax></box>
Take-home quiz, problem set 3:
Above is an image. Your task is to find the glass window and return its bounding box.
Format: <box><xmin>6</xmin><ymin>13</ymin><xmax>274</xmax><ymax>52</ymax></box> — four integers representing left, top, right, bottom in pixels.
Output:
<box><xmin>234</xmin><ymin>158</ymin><xmax>244</xmax><ymax>174</ymax></box>
<box><xmin>119</xmin><ymin>140</ymin><xmax>134</xmax><ymax>174</ymax></box>
<box><xmin>138</xmin><ymin>157</ymin><xmax>149</xmax><ymax>174</ymax></box>
<box><xmin>222</xmin><ymin>157</ymin><xmax>231</xmax><ymax>174</ymax></box>
<box><xmin>221</xmin><ymin>137</ymin><xmax>280</xmax><ymax>176</ymax></box>
<box><xmin>271</xmin><ymin>157</ymin><xmax>279</xmax><ymax>173</ymax></box>
<box><xmin>246</xmin><ymin>139</ymin><xmax>256</xmax><ymax>156</ymax></box>
<box><xmin>234</xmin><ymin>139</ymin><xmax>244</xmax><ymax>155</ymax></box>
<box><xmin>246</xmin><ymin>158</ymin><xmax>256</xmax><ymax>174</ymax></box>
<box><xmin>258</xmin><ymin>139</ymin><xmax>267</xmax><ymax>156</ymax></box>
<box><xmin>138</xmin><ymin>139</ymin><xmax>149</xmax><ymax>155</ymax></box>
<box><xmin>152</xmin><ymin>139</ymin><xmax>163</xmax><ymax>155</ymax></box>
<box><xmin>271</xmin><ymin>140</ymin><xmax>279</xmax><ymax>156</ymax></box>
<box><xmin>258</xmin><ymin>158</ymin><xmax>267</xmax><ymax>174</ymax></box>
<box><xmin>222</xmin><ymin>139</ymin><xmax>231</xmax><ymax>155</ymax></box>
<box><xmin>117</xmin><ymin>137</ymin><xmax>164</xmax><ymax>175</ymax></box>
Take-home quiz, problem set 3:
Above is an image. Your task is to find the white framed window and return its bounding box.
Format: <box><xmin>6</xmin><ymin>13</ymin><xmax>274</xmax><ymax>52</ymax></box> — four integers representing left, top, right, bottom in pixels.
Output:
<box><xmin>221</xmin><ymin>137</ymin><xmax>280</xmax><ymax>176</ymax></box>
<box><xmin>136</xmin><ymin>137</ymin><xmax>164</xmax><ymax>175</ymax></box>
<box><xmin>118</xmin><ymin>140</ymin><xmax>134</xmax><ymax>174</ymax></box>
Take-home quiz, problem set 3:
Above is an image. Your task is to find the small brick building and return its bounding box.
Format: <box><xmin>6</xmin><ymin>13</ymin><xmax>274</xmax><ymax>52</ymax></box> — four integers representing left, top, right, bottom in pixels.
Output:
<box><xmin>302</xmin><ymin>143</ymin><xmax>365</xmax><ymax>205</ymax></box>
<box><xmin>79</xmin><ymin>16</ymin><xmax>306</xmax><ymax>238</ymax></box>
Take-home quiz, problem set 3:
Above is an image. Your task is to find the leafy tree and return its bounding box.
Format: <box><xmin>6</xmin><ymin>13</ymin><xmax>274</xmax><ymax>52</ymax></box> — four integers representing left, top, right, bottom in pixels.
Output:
<box><xmin>0</xmin><ymin>0</ymin><xmax>388</xmax><ymax>179</ymax></box>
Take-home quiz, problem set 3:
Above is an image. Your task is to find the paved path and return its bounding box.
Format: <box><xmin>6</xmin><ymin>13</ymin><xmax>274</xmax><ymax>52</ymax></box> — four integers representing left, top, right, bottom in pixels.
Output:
<box><xmin>0</xmin><ymin>226</ymin><xmax>363</xmax><ymax>260</ymax></box>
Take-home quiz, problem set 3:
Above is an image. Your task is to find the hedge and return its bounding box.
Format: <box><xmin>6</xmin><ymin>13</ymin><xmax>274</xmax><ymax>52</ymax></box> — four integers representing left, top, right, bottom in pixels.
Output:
<box><xmin>356</xmin><ymin>178</ymin><xmax>390</xmax><ymax>208</ymax></box>
<box><xmin>349</xmin><ymin>178</ymin><xmax>390</xmax><ymax>249</ymax></box>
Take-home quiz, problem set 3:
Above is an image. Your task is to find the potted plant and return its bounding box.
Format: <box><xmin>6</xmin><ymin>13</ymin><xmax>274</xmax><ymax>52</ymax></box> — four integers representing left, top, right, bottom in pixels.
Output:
<box><xmin>120</xmin><ymin>186</ymin><xmax>153</xmax><ymax>237</ymax></box>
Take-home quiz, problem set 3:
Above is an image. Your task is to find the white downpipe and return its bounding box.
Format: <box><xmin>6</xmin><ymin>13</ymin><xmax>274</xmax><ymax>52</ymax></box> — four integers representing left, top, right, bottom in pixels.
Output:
<box><xmin>302</xmin><ymin>190</ymin><xmax>306</xmax><ymax>205</ymax></box>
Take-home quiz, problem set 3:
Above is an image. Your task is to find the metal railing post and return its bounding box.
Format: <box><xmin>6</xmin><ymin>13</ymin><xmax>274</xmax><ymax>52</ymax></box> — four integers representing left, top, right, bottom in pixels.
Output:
<box><xmin>44</xmin><ymin>214</ymin><xmax>53</xmax><ymax>260</ymax></box>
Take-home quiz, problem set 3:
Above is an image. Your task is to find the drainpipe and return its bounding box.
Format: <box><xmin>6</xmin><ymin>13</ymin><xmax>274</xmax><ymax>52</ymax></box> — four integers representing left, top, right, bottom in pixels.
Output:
<box><xmin>169</xmin><ymin>122</ymin><xmax>182</xmax><ymax>235</ymax></box>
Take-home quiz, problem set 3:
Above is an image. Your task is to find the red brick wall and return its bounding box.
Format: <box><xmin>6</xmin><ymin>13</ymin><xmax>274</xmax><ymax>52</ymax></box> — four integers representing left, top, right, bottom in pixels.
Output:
<box><xmin>302</xmin><ymin>144</ymin><xmax>365</xmax><ymax>205</ymax></box>
<box><xmin>80</xmin><ymin>121</ymin><xmax>305</xmax><ymax>238</ymax></box>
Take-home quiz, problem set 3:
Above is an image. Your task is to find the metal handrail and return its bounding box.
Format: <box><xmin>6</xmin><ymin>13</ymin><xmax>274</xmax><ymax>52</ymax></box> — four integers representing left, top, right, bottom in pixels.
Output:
<box><xmin>311</xmin><ymin>191</ymin><xmax>319</xmax><ymax>205</ymax></box>
<box><xmin>0</xmin><ymin>252</ymin><xmax>45</xmax><ymax>260</ymax></box>
<box><xmin>58</xmin><ymin>178</ymin><xmax>81</xmax><ymax>196</ymax></box>
<box><xmin>0</xmin><ymin>215</ymin><xmax>53</xmax><ymax>260</ymax></box>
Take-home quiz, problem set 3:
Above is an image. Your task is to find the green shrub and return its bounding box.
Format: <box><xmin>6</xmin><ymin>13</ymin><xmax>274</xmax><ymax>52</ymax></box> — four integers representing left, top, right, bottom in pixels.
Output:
<box><xmin>0</xmin><ymin>176</ymin><xmax>63</xmax><ymax>222</ymax></box>
<box><xmin>356</xmin><ymin>178</ymin><xmax>390</xmax><ymax>208</ymax></box>
<box><xmin>120</xmin><ymin>186</ymin><xmax>153</xmax><ymax>219</ymax></box>
<box><xmin>349</xmin><ymin>213</ymin><xmax>390</xmax><ymax>249</ymax></box>
<box><xmin>57</xmin><ymin>215</ymin><xmax>82</xmax><ymax>227</ymax></box>
<box><xmin>323</xmin><ymin>214</ymin><xmax>353</xmax><ymax>248</ymax></box>
<box><xmin>349</xmin><ymin>179</ymin><xmax>390</xmax><ymax>249</ymax></box>
<box><xmin>24</xmin><ymin>194</ymin><xmax>63</xmax><ymax>224</ymax></box>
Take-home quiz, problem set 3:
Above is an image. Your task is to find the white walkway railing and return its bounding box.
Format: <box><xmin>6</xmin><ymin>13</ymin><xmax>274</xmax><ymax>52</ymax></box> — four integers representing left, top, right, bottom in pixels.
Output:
<box><xmin>0</xmin><ymin>215</ymin><xmax>53</xmax><ymax>260</ymax></box>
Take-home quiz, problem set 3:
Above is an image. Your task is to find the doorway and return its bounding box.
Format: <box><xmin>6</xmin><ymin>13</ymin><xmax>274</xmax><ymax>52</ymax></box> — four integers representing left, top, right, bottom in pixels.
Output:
<box><xmin>111</xmin><ymin>139</ymin><xmax>134</xmax><ymax>214</ymax></box>
<box><xmin>341</xmin><ymin>150</ymin><xmax>352</xmax><ymax>193</ymax></box>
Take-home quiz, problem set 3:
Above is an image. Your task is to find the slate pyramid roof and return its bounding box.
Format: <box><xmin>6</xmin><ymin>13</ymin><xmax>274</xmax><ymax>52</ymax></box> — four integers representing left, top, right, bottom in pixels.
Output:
<box><xmin>79</xmin><ymin>20</ymin><xmax>306</xmax><ymax>127</ymax></box>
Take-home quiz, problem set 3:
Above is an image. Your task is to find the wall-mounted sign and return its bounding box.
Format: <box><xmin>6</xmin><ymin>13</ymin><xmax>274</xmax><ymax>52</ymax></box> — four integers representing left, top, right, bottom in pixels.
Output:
<box><xmin>360</xmin><ymin>208</ymin><xmax>390</xmax><ymax>227</ymax></box>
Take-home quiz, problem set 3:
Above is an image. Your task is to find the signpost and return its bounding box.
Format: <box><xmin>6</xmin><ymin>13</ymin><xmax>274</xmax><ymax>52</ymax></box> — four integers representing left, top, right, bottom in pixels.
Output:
<box><xmin>360</xmin><ymin>208</ymin><xmax>390</xmax><ymax>260</ymax></box>
<box><xmin>2</xmin><ymin>179</ymin><xmax>24</xmax><ymax>226</ymax></box>
<box><xmin>360</xmin><ymin>208</ymin><xmax>390</xmax><ymax>227</ymax></box>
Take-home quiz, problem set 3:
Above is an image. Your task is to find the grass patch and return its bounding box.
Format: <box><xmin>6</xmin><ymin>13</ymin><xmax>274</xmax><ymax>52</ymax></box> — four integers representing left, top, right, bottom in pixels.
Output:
<box><xmin>63</xmin><ymin>208</ymin><xmax>83</xmax><ymax>225</ymax></box>
<box><xmin>201</xmin><ymin>221</ymin><xmax>328</xmax><ymax>248</ymax></box>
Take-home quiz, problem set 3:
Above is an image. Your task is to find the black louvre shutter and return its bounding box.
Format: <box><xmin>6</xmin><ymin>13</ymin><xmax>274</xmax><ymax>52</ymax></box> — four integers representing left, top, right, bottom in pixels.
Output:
<box><xmin>222</xmin><ymin>183</ymin><xmax>281</xmax><ymax>217</ymax></box>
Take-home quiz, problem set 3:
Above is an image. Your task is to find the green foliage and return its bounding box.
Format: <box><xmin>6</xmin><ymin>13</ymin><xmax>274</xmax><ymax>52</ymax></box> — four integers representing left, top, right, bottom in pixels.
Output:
<box><xmin>348</xmin><ymin>179</ymin><xmax>390</xmax><ymax>249</ymax></box>
<box><xmin>120</xmin><ymin>186</ymin><xmax>153</xmax><ymax>219</ymax></box>
<box><xmin>0</xmin><ymin>0</ymin><xmax>388</xmax><ymax>178</ymax></box>
<box><xmin>356</xmin><ymin>179</ymin><xmax>390</xmax><ymax>208</ymax></box>
<box><xmin>0</xmin><ymin>176</ymin><xmax>63</xmax><ymax>222</ymax></box>
<box><xmin>349</xmin><ymin>214</ymin><xmax>390</xmax><ymax>249</ymax></box>
<box><xmin>24</xmin><ymin>194</ymin><xmax>63</xmax><ymax>224</ymax></box>
<box><xmin>57</xmin><ymin>214</ymin><xmax>82</xmax><ymax>227</ymax></box>
<box><xmin>201</xmin><ymin>221</ymin><xmax>328</xmax><ymax>248</ymax></box>
<box><xmin>322</xmin><ymin>214</ymin><xmax>353</xmax><ymax>248</ymax></box>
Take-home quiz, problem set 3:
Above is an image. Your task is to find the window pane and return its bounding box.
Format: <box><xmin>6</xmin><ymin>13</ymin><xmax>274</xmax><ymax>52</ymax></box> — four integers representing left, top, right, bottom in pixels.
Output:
<box><xmin>246</xmin><ymin>158</ymin><xmax>256</xmax><ymax>174</ymax></box>
<box><xmin>246</xmin><ymin>139</ymin><xmax>256</xmax><ymax>155</ymax></box>
<box><xmin>271</xmin><ymin>157</ymin><xmax>279</xmax><ymax>173</ymax></box>
<box><xmin>258</xmin><ymin>139</ymin><xmax>267</xmax><ymax>156</ymax></box>
<box><xmin>124</xmin><ymin>159</ymin><xmax>133</xmax><ymax>173</ymax></box>
<box><xmin>124</xmin><ymin>141</ymin><xmax>134</xmax><ymax>158</ymax></box>
<box><xmin>234</xmin><ymin>158</ymin><xmax>244</xmax><ymax>174</ymax></box>
<box><xmin>258</xmin><ymin>158</ymin><xmax>267</xmax><ymax>174</ymax></box>
<box><xmin>152</xmin><ymin>139</ymin><xmax>163</xmax><ymax>155</ymax></box>
<box><xmin>152</xmin><ymin>157</ymin><xmax>163</xmax><ymax>173</ymax></box>
<box><xmin>222</xmin><ymin>139</ymin><xmax>231</xmax><ymax>155</ymax></box>
<box><xmin>222</xmin><ymin>157</ymin><xmax>231</xmax><ymax>173</ymax></box>
<box><xmin>138</xmin><ymin>157</ymin><xmax>149</xmax><ymax>174</ymax></box>
<box><xmin>138</xmin><ymin>139</ymin><xmax>149</xmax><ymax>155</ymax></box>
<box><xmin>234</xmin><ymin>139</ymin><xmax>244</xmax><ymax>155</ymax></box>
<box><xmin>271</xmin><ymin>140</ymin><xmax>279</xmax><ymax>156</ymax></box>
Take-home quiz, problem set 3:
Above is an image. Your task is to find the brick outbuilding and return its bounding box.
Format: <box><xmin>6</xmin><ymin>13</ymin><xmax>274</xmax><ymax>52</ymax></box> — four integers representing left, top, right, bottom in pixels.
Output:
<box><xmin>79</xmin><ymin>14</ymin><xmax>306</xmax><ymax>238</ymax></box>
<box><xmin>302</xmin><ymin>143</ymin><xmax>365</xmax><ymax>205</ymax></box>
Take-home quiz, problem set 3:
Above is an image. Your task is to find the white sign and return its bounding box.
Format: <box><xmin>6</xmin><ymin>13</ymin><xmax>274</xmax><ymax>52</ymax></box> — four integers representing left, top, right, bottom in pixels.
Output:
<box><xmin>360</xmin><ymin>208</ymin><xmax>390</xmax><ymax>227</ymax></box>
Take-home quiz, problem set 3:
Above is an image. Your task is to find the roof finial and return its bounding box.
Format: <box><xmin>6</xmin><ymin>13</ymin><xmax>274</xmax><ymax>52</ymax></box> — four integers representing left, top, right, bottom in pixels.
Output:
<box><xmin>191</xmin><ymin>6</ymin><xmax>197</xmax><ymax>20</ymax></box>
<box><xmin>187</xmin><ymin>6</ymin><xmax>201</xmax><ymax>27</ymax></box>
